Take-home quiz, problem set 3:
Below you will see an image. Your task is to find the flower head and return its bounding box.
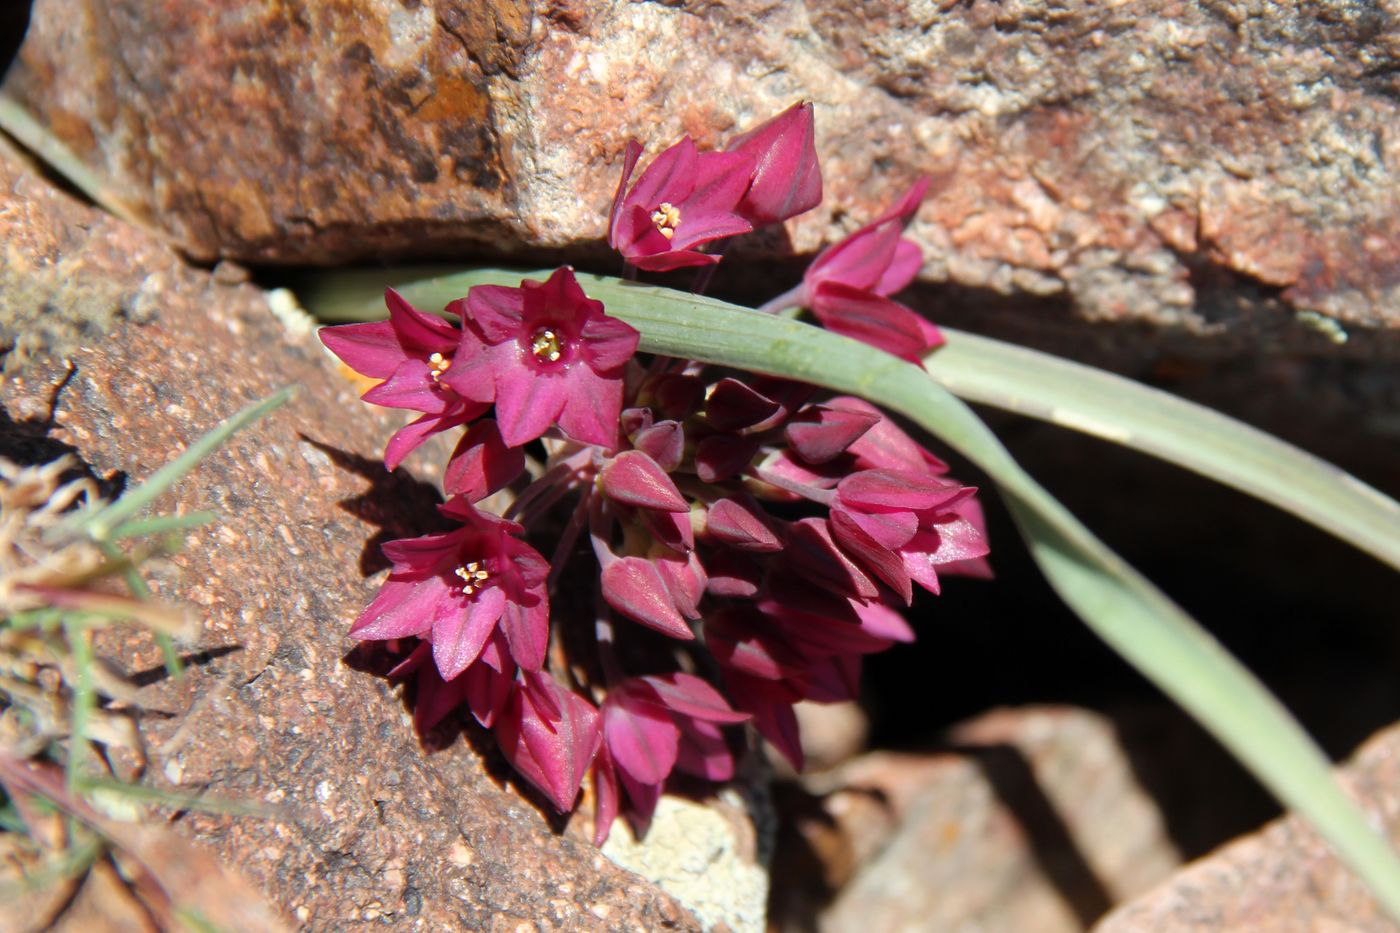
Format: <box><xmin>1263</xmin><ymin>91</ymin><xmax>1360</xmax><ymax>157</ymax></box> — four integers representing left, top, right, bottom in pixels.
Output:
<box><xmin>608</xmin><ymin>137</ymin><xmax>755</xmax><ymax>272</ymax></box>
<box><xmin>441</xmin><ymin>268</ymin><xmax>639</xmax><ymax>449</ymax></box>
<box><xmin>350</xmin><ymin>498</ymin><xmax>551</xmax><ymax>679</ymax></box>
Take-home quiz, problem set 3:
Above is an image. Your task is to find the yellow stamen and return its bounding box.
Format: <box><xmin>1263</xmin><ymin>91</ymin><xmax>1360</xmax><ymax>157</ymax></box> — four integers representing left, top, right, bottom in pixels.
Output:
<box><xmin>530</xmin><ymin>328</ymin><xmax>563</xmax><ymax>363</ymax></box>
<box><xmin>427</xmin><ymin>351</ymin><xmax>450</xmax><ymax>381</ymax></box>
<box><xmin>650</xmin><ymin>202</ymin><xmax>681</xmax><ymax>240</ymax></box>
<box><xmin>453</xmin><ymin>561</ymin><xmax>490</xmax><ymax>595</ymax></box>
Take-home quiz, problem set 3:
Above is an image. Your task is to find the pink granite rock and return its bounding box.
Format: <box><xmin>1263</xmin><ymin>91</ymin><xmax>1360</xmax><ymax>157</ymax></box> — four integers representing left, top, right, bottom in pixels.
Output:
<box><xmin>771</xmin><ymin>706</ymin><xmax>1183</xmax><ymax>932</ymax></box>
<box><xmin>5</xmin><ymin>0</ymin><xmax>1399</xmax><ymax>332</ymax></box>
<box><xmin>1095</xmin><ymin>719</ymin><xmax>1400</xmax><ymax>932</ymax></box>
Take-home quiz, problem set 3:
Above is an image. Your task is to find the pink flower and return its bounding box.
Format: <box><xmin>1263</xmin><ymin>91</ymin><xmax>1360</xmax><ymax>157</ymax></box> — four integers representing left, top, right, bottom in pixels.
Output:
<box><xmin>830</xmin><ymin>469</ymin><xmax>988</xmax><ymax>601</ymax></box>
<box><xmin>770</xmin><ymin>180</ymin><xmax>942</xmax><ymax>362</ymax></box>
<box><xmin>441</xmin><ymin>267</ymin><xmax>639</xmax><ymax>449</ymax></box>
<box><xmin>496</xmin><ymin>672</ymin><xmax>602</xmax><ymax>813</ymax></box>
<box><xmin>608</xmin><ymin>137</ymin><xmax>755</xmax><ymax>272</ymax></box>
<box><xmin>386</xmin><ymin>634</ymin><xmax>517</xmax><ymax>734</ymax></box>
<box><xmin>593</xmin><ymin>673</ymin><xmax>747</xmax><ymax>843</ymax></box>
<box><xmin>318</xmin><ymin>289</ymin><xmax>487</xmax><ymax>469</ymax></box>
<box><xmin>726</xmin><ymin>101</ymin><xmax>822</xmax><ymax>227</ymax></box>
<box><xmin>350</xmin><ymin>498</ymin><xmax>551</xmax><ymax>679</ymax></box>
<box><xmin>443</xmin><ymin>419</ymin><xmax>524</xmax><ymax>502</ymax></box>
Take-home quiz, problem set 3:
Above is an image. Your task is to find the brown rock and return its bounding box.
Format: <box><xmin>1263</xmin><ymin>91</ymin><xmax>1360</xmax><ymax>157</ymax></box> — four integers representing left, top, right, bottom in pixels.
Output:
<box><xmin>6</xmin><ymin>1</ymin><xmax>1400</xmax><ymax>333</ymax></box>
<box><xmin>0</xmin><ymin>136</ymin><xmax>700</xmax><ymax>930</ymax></box>
<box><xmin>1095</xmin><ymin>720</ymin><xmax>1400</xmax><ymax>932</ymax></box>
<box><xmin>771</xmin><ymin>706</ymin><xmax>1182</xmax><ymax>932</ymax></box>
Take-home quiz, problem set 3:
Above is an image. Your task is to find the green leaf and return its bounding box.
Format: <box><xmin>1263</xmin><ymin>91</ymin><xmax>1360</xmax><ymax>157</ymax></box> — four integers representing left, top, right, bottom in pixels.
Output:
<box><xmin>922</xmin><ymin>328</ymin><xmax>1400</xmax><ymax>574</ymax></box>
<box><xmin>64</xmin><ymin>618</ymin><xmax>95</xmax><ymax>790</ymax></box>
<box><xmin>57</xmin><ymin>386</ymin><xmax>297</xmax><ymax>542</ymax></box>
<box><xmin>301</xmin><ymin>266</ymin><xmax>1400</xmax><ymax>918</ymax></box>
<box><xmin>75</xmin><ymin>776</ymin><xmax>273</xmax><ymax>818</ymax></box>
<box><xmin>0</xmin><ymin>94</ymin><xmax>148</xmax><ymax>233</ymax></box>
<box><xmin>108</xmin><ymin>510</ymin><xmax>219</xmax><ymax>541</ymax></box>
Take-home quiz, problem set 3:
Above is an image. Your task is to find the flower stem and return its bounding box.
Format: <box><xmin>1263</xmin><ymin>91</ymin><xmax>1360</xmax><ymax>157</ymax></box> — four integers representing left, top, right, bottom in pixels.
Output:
<box><xmin>755</xmin><ymin>284</ymin><xmax>804</xmax><ymax>316</ymax></box>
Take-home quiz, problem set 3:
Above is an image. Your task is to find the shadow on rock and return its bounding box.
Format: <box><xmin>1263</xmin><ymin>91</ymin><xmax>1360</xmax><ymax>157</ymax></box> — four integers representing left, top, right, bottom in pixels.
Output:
<box><xmin>299</xmin><ymin>434</ymin><xmax>448</xmax><ymax>576</ymax></box>
<box><xmin>340</xmin><ymin>642</ymin><xmax>572</xmax><ymax>834</ymax></box>
<box><xmin>0</xmin><ymin>363</ymin><xmax>127</xmax><ymax>500</ymax></box>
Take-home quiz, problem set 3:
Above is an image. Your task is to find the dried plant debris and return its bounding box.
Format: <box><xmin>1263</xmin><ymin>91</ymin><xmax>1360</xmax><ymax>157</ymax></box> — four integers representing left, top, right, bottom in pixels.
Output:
<box><xmin>0</xmin><ymin>407</ymin><xmax>290</xmax><ymax>929</ymax></box>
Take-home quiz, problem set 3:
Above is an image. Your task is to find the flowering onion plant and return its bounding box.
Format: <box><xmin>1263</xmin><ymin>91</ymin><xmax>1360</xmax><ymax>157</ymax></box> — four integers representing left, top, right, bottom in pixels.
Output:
<box><xmin>319</xmin><ymin>103</ymin><xmax>991</xmax><ymax>842</ymax></box>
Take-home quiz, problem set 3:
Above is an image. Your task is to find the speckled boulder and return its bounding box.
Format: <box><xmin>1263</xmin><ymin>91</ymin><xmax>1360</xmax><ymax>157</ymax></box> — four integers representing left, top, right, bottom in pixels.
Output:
<box><xmin>5</xmin><ymin>0</ymin><xmax>1399</xmax><ymax>334</ymax></box>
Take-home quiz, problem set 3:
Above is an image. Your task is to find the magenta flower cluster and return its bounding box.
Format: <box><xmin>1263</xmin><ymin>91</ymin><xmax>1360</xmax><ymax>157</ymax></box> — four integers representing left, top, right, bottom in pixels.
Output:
<box><xmin>320</xmin><ymin>103</ymin><xmax>988</xmax><ymax>843</ymax></box>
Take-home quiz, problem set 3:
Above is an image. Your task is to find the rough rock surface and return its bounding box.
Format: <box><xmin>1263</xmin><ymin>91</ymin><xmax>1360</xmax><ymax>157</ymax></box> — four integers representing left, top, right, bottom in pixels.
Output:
<box><xmin>770</xmin><ymin>706</ymin><xmax>1183</xmax><ymax>932</ymax></box>
<box><xmin>5</xmin><ymin>0</ymin><xmax>1399</xmax><ymax>334</ymax></box>
<box><xmin>1095</xmin><ymin>719</ymin><xmax>1400</xmax><ymax>932</ymax></box>
<box><xmin>0</xmin><ymin>141</ymin><xmax>704</xmax><ymax>931</ymax></box>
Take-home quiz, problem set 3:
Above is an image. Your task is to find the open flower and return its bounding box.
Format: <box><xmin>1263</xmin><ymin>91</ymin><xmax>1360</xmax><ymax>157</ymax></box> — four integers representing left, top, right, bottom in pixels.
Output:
<box><xmin>608</xmin><ymin>137</ymin><xmax>755</xmax><ymax>272</ymax></box>
<box><xmin>350</xmin><ymin>498</ymin><xmax>551</xmax><ymax>679</ymax></box>
<box><xmin>441</xmin><ymin>267</ymin><xmax>639</xmax><ymax>449</ymax></box>
<box><xmin>318</xmin><ymin>289</ymin><xmax>486</xmax><ymax>469</ymax></box>
<box><xmin>768</xmin><ymin>179</ymin><xmax>942</xmax><ymax>362</ymax></box>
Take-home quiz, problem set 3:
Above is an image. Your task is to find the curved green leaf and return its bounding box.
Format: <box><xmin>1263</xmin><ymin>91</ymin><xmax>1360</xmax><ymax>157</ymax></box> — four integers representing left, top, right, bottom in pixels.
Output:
<box><xmin>302</xmin><ymin>268</ymin><xmax>1400</xmax><ymax>918</ymax></box>
<box><xmin>924</xmin><ymin>329</ymin><xmax>1400</xmax><ymax>573</ymax></box>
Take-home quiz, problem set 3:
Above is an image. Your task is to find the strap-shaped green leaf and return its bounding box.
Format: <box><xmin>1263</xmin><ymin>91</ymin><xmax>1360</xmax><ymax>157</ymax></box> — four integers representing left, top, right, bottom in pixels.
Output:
<box><xmin>304</xmin><ymin>268</ymin><xmax>1400</xmax><ymax>917</ymax></box>
<box><xmin>924</xmin><ymin>329</ymin><xmax>1400</xmax><ymax>573</ymax></box>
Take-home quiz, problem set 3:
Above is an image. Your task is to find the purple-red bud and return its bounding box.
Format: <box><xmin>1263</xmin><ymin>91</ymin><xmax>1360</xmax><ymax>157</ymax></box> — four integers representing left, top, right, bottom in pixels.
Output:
<box><xmin>705</xmin><ymin>378</ymin><xmax>781</xmax><ymax>432</ymax></box>
<box><xmin>785</xmin><ymin>404</ymin><xmax>881</xmax><ymax>464</ymax></box>
<box><xmin>444</xmin><ymin>419</ymin><xmax>525</xmax><ymax>501</ymax></box>
<box><xmin>601</xmin><ymin>557</ymin><xmax>697</xmax><ymax>640</ymax></box>
<box><xmin>705</xmin><ymin>496</ymin><xmax>782</xmax><ymax>552</ymax></box>
<box><xmin>632</xmin><ymin>420</ymin><xmax>685</xmax><ymax>472</ymax></box>
<box><xmin>694</xmin><ymin>435</ymin><xmax>759</xmax><ymax>483</ymax></box>
<box><xmin>599</xmin><ymin>450</ymin><xmax>689</xmax><ymax>512</ymax></box>
<box><xmin>727</xmin><ymin>101</ymin><xmax>822</xmax><ymax>227</ymax></box>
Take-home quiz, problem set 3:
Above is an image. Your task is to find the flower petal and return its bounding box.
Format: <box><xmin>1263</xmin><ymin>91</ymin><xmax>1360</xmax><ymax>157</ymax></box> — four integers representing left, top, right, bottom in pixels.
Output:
<box><xmin>674</xmin><ymin>717</ymin><xmax>737</xmax><ymax>781</ymax></box>
<box><xmin>705</xmin><ymin>496</ymin><xmax>782</xmax><ymax>552</ymax></box>
<box><xmin>874</xmin><ymin>238</ymin><xmax>924</xmax><ymax>297</ymax></box>
<box><xmin>318</xmin><ymin>321</ymin><xmax>400</xmax><ymax>378</ymax></box>
<box><xmin>459</xmin><ymin>284</ymin><xmax>526</xmax><ymax>344</ymax></box>
<box><xmin>638</xmin><ymin>673</ymin><xmax>749</xmax><ymax>724</ymax></box>
<box><xmin>351</xmin><ymin>577</ymin><xmax>449</xmax><ymax>641</ymax></box>
<box><xmin>811</xmin><ymin>283</ymin><xmax>940</xmax><ymax>362</ymax></box>
<box><xmin>498</xmin><ymin>599</ymin><xmax>549</xmax><ymax>672</ymax></box>
<box><xmin>361</xmin><ymin>358</ymin><xmax>455</xmax><ymax>413</ymax></box>
<box><xmin>579</xmin><ymin>313</ymin><xmax>641</xmax><ymax>373</ymax></box>
<box><xmin>444</xmin><ymin>419</ymin><xmax>525</xmax><ymax>502</ymax></box>
<box><xmin>601</xmin><ymin>557</ymin><xmax>695</xmax><ymax>640</ymax></box>
<box><xmin>599</xmin><ymin>450</ymin><xmax>689</xmax><ymax>512</ymax></box>
<box><xmin>626</xmin><ymin>136</ymin><xmax>699</xmax><ymax>219</ymax></box>
<box><xmin>727</xmin><ymin>101</ymin><xmax>822</xmax><ymax>227</ymax></box>
<box><xmin>554</xmin><ymin>364</ymin><xmax>623</xmax><ymax>449</ymax></box>
<box><xmin>432</xmin><ymin>584</ymin><xmax>505</xmax><ymax>680</ymax></box>
<box><xmin>784</xmin><ymin>404</ymin><xmax>880</xmax><ymax>464</ymax></box>
<box><xmin>384</xmin><ymin>407</ymin><xmax>474</xmax><ymax>471</ymax></box>
<box><xmin>607</xmin><ymin>139</ymin><xmax>645</xmax><ymax>248</ymax></box>
<box><xmin>493</xmin><ymin>363</ymin><xmax>568</xmax><ymax>448</ymax></box>
<box><xmin>386</xmin><ymin>287</ymin><xmax>459</xmax><ymax>351</ymax></box>
<box><xmin>496</xmin><ymin>675</ymin><xmax>602</xmax><ymax>813</ymax></box>
<box><xmin>605</xmin><ymin>696</ymin><xmax>680</xmax><ymax>786</ymax></box>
